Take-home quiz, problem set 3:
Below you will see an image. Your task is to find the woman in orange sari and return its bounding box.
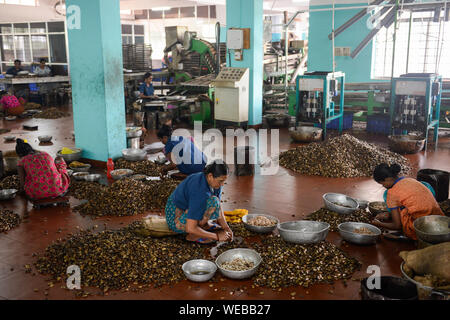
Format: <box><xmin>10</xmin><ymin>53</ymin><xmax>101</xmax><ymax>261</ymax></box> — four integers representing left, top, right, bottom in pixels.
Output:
<box><xmin>371</xmin><ymin>163</ymin><xmax>444</xmax><ymax>240</ymax></box>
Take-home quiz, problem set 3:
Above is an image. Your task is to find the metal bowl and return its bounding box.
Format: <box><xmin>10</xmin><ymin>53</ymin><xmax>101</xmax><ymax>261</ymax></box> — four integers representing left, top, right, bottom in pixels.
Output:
<box><xmin>242</xmin><ymin>214</ymin><xmax>279</xmax><ymax>234</ymax></box>
<box><xmin>5</xmin><ymin>116</ymin><xmax>17</xmax><ymax>121</ymax></box>
<box><xmin>368</xmin><ymin>201</ymin><xmax>388</xmax><ymax>216</ymax></box>
<box><xmin>277</xmin><ymin>220</ymin><xmax>330</xmax><ymax>244</ymax></box>
<box><xmin>264</xmin><ymin>113</ymin><xmax>290</xmax><ymax>128</ymax></box>
<box><xmin>57</xmin><ymin>148</ymin><xmax>82</xmax><ymax>163</ymax></box>
<box><xmin>67</xmin><ymin>169</ymin><xmax>74</xmax><ymax>176</ymax></box>
<box><xmin>356</xmin><ymin>199</ymin><xmax>369</xmax><ymax>210</ymax></box>
<box><xmin>361</xmin><ymin>276</ymin><xmax>418</xmax><ymax>300</ymax></box>
<box><xmin>413</xmin><ymin>215</ymin><xmax>450</xmax><ymax>244</ymax></box>
<box><xmin>110</xmin><ymin>169</ymin><xmax>134</xmax><ymax>180</ymax></box>
<box><xmin>122</xmin><ymin>148</ymin><xmax>147</xmax><ymax>162</ymax></box>
<box><xmin>3</xmin><ymin>136</ymin><xmax>16</xmax><ymax>142</ymax></box>
<box><xmin>126</xmin><ymin>127</ymin><xmax>143</xmax><ymax>139</ymax></box>
<box><xmin>38</xmin><ymin>135</ymin><xmax>52</xmax><ymax>143</ymax></box>
<box><xmin>323</xmin><ymin>193</ymin><xmax>359</xmax><ymax>214</ymax></box>
<box><xmin>400</xmin><ymin>262</ymin><xmax>450</xmax><ymax>300</ymax></box>
<box><xmin>182</xmin><ymin>259</ymin><xmax>217</xmax><ymax>282</ymax></box>
<box><xmin>84</xmin><ymin>174</ymin><xmax>101</xmax><ymax>182</ymax></box>
<box><xmin>0</xmin><ymin>189</ymin><xmax>18</xmax><ymax>200</ymax></box>
<box><xmin>338</xmin><ymin>222</ymin><xmax>381</xmax><ymax>245</ymax></box>
<box><xmin>145</xmin><ymin>142</ymin><xmax>165</xmax><ymax>154</ymax></box>
<box><xmin>73</xmin><ymin>172</ymin><xmax>89</xmax><ymax>181</ymax></box>
<box><xmin>289</xmin><ymin>126</ymin><xmax>323</xmax><ymax>142</ymax></box>
<box><xmin>69</xmin><ymin>163</ymin><xmax>91</xmax><ymax>173</ymax></box>
<box><xmin>388</xmin><ymin>135</ymin><xmax>425</xmax><ymax>154</ymax></box>
<box><xmin>216</xmin><ymin>248</ymin><xmax>262</xmax><ymax>280</ymax></box>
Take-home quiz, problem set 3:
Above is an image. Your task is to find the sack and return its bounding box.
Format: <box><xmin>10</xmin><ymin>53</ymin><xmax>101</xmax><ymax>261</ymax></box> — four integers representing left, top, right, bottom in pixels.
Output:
<box><xmin>142</xmin><ymin>215</ymin><xmax>177</xmax><ymax>237</ymax></box>
<box><xmin>399</xmin><ymin>242</ymin><xmax>450</xmax><ymax>282</ymax></box>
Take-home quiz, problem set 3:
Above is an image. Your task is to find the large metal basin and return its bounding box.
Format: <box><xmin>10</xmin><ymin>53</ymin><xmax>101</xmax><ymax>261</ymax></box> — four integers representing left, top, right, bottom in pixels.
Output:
<box><xmin>0</xmin><ymin>189</ymin><xmax>18</xmax><ymax>201</ymax></box>
<box><xmin>126</xmin><ymin>127</ymin><xmax>143</xmax><ymax>139</ymax></box>
<box><xmin>122</xmin><ymin>148</ymin><xmax>147</xmax><ymax>161</ymax></box>
<box><xmin>215</xmin><ymin>248</ymin><xmax>262</xmax><ymax>280</ymax></box>
<box><xmin>277</xmin><ymin>220</ymin><xmax>330</xmax><ymax>244</ymax></box>
<box><xmin>338</xmin><ymin>222</ymin><xmax>381</xmax><ymax>245</ymax></box>
<box><xmin>242</xmin><ymin>214</ymin><xmax>279</xmax><ymax>234</ymax></box>
<box><xmin>323</xmin><ymin>193</ymin><xmax>359</xmax><ymax>214</ymax></box>
<box><xmin>182</xmin><ymin>259</ymin><xmax>217</xmax><ymax>282</ymax></box>
<box><xmin>413</xmin><ymin>215</ymin><xmax>450</xmax><ymax>244</ymax></box>
<box><xmin>289</xmin><ymin>126</ymin><xmax>323</xmax><ymax>142</ymax></box>
<box><xmin>388</xmin><ymin>135</ymin><xmax>425</xmax><ymax>154</ymax></box>
<box><xmin>56</xmin><ymin>148</ymin><xmax>82</xmax><ymax>163</ymax></box>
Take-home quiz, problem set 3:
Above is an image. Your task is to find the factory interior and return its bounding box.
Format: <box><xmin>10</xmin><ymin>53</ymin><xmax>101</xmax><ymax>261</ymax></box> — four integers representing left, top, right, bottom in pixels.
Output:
<box><xmin>0</xmin><ymin>0</ymin><xmax>449</xmax><ymax>304</ymax></box>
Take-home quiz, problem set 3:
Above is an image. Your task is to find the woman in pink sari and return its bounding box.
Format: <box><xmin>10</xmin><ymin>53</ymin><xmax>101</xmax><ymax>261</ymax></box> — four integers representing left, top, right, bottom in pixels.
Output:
<box><xmin>16</xmin><ymin>139</ymin><xmax>70</xmax><ymax>200</ymax></box>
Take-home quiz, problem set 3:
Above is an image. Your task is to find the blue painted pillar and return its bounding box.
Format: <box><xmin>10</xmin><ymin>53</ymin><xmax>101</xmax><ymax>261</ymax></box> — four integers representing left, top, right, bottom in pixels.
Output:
<box><xmin>65</xmin><ymin>0</ymin><xmax>126</xmax><ymax>161</ymax></box>
<box><xmin>226</xmin><ymin>0</ymin><xmax>263</xmax><ymax>125</ymax></box>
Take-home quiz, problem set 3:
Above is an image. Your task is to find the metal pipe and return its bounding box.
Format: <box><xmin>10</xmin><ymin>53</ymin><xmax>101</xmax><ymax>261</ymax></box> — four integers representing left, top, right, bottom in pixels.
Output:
<box><xmin>391</xmin><ymin>0</ymin><xmax>399</xmax><ymax>79</ymax></box>
<box><xmin>406</xmin><ymin>11</ymin><xmax>413</xmax><ymax>73</ymax></box>
<box><xmin>327</xmin><ymin>0</ymin><xmax>386</xmax><ymax>40</ymax></box>
<box><xmin>350</xmin><ymin>7</ymin><xmax>396</xmax><ymax>59</ymax></box>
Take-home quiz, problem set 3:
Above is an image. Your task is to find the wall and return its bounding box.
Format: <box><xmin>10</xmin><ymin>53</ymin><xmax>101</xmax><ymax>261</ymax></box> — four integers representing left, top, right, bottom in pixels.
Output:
<box><xmin>308</xmin><ymin>3</ymin><xmax>377</xmax><ymax>83</ymax></box>
<box><xmin>0</xmin><ymin>0</ymin><xmax>62</xmax><ymax>22</ymax></box>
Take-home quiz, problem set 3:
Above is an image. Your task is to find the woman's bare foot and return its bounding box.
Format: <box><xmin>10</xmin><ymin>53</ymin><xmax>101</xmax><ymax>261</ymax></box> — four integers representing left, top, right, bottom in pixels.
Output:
<box><xmin>186</xmin><ymin>234</ymin><xmax>215</xmax><ymax>244</ymax></box>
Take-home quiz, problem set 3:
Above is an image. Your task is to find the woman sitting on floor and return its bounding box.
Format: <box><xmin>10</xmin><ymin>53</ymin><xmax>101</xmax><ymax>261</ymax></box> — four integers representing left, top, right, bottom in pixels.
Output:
<box><xmin>371</xmin><ymin>163</ymin><xmax>444</xmax><ymax>239</ymax></box>
<box><xmin>165</xmin><ymin>160</ymin><xmax>233</xmax><ymax>244</ymax></box>
<box><xmin>16</xmin><ymin>139</ymin><xmax>70</xmax><ymax>200</ymax></box>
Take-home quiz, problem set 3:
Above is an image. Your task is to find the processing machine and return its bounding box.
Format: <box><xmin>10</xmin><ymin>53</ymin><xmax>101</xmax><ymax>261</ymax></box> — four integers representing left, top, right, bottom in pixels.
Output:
<box><xmin>295</xmin><ymin>71</ymin><xmax>345</xmax><ymax>140</ymax></box>
<box><xmin>390</xmin><ymin>73</ymin><xmax>442</xmax><ymax>150</ymax></box>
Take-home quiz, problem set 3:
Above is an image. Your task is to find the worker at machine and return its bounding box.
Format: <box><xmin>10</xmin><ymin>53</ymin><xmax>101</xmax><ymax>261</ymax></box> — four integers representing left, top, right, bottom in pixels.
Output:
<box><xmin>15</xmin><ymin>139</ymin><xmax>70</xmax><ymax>201</ymax></box>
<box><xmin>6</xmin><ymin>59</ymin><xmax>24</xmax><ymax>76</ymax></box>
<box><xmin>371</xmin><ymin>163</ymin><xmax>444</xmax><ymax>240</ymax></box>
<box><xmin>139</xmin><ymin>72</ymin><xmax>158</xmax><ymax>100</ymax></box>
<box><xmin>157</xmin><ymin>125</ymin><xmax>207</xmax><ymax>176</ymax></box>
<box><xmin>165</xmin><ymin>160</ymin><xmax>233</xmax><ymax>244</ymax></box>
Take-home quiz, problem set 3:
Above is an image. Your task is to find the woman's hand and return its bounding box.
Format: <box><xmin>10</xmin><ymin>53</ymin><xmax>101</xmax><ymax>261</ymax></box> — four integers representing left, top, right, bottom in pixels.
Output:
<box><xmin>217</xmin><ymin>230</ymin><xmax>232</xmax><ymax>242</ymax></box>
<box><xmin>375</xmin><ymin>212</ymin><xmax>390</xmax><ymax>221</ymax></box>
<box><xmin>371</xmin><ymin>219</ymin><xmax>383</xmax><ymax>227</ymax></box>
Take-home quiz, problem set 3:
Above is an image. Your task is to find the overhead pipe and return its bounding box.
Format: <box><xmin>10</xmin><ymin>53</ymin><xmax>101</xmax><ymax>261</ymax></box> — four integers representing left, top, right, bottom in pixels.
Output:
<box><xmin>327</xmin><ymin>0</ymin><xmax>386</xmax><ymax>40</ymax></box>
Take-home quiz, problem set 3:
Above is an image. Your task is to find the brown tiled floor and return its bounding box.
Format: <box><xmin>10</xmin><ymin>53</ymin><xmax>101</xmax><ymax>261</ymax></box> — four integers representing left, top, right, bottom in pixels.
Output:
<box><xmin>1</xmin><ymin>108</ymin><xmax>450</xmax><ymax>300</ymax></box>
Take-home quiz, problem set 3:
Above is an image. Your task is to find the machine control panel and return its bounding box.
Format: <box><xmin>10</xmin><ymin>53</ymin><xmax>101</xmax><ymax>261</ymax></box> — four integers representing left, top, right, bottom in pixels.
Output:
<box><xmin>395</xmin><ymin>80</ymin><xmax>427</xmax><ymax>96</ymax></box>
<box><xmin>298</xmin><ymin>78</ymin><xmax>324</xmax><ymax>92</ymax></box>
<box><xmin>215</xmin><ymin>67</ymin><xmax>248</xmax><ymax>82</ymax></box>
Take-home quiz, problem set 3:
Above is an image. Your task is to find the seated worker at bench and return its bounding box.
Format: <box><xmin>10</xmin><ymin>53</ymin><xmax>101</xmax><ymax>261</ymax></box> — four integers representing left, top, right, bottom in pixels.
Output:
<box><xmin>16</xmin><ymin>139</ymin><xmax>70</xmax><ymax>200</ymax></box>
<box><xmin>157</xmin><ymin>125</ymin><xmax>207</xmax><ymax>176</ymax></box>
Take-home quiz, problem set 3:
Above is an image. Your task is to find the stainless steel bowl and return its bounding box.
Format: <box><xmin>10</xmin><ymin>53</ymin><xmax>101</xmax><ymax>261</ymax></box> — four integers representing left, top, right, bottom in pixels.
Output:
<box><xmin>182</xmin><ymin>259</ymin><xmax>217</xmax><ymax>282</ymax></box>
<box><xmin>57</xmin><ymin>148</ymin><xmax>82</xmax><ymax>163</ymax></box>
<box><xmin>0</xmin><ymin>189</ymin><xmax>18</xmax><ymax>200</ymax></box>
<box><xmin>338</xmin><ymin>222</ymin><xmax>381</xmax><ymax>245</ymax></box>
<box><xmin>73</xmin><ymin>172</ymin><xmax>89</xmax><ymax>181</ymax></box>
<box><xmin>368</xmin><ymin>201</ymin><xmax>388</xmax><ymax>216</ymax></box>
<box><xmin>388</xmin><ymin>135</ymin><xmax>425</xmax><ymax>154</ymax></box>
<box><xmin>111</xmin><ymin>169</ymin><xmax>134</xmax><ymax>180</ymax></box>
<box><xmin>323</xmin><ymin>193</ymin><xmax>359</xmax><ymax>214</ymax></box>
<box><xmin>277</xmin><ymin>220</ymin><xmax>330</xmax><ymax>244</ymax></box>
<box><xmin>38</xmin><ymin>135</ymin><xmax>52</xmax><ymax>143</ymax></box>
<box><xmin>242</xmin><ymin>214</ymin><xmax>279</xmax><ymax>234</ymax></box>
<box><xmin>126</xmin><ymin>127</ymin><xmax>143</xmax><ymax>139</ymax></box>
<box><xmin>413</xmin><ymin>215</ymin><xmax>450</xmax><ymax>244</ymax></box>
<box><xmin>69</xmin><ymin>163</ymin><xmax>91</xmax><ymax>173</ymax></box>
<box><xmin>84</xmin><ymin>174</ymin><xmax>101</xmax><ymax>182</ymax></box>
<box><xmin>3</xmin><ymin>136</ymin><xmax>16</xmax><ymax>142</ymax></box>
<box><xmin>289</xmin><ymin>126</ymin><xmax>323</xmax><ymax>142</ymax></box>
<box><xmin>215</xmin><ymin>248</ymin><xmax>262</xmax><ymax>280</ymax></box>
<box><xmin>122</xmin><ymin>148</ymin><xmax>147</xmax><ymax>162</ymax></box>
<box><xmin>356</xmin><ymin>199</ymin><xmax>369</xmax><ymax>210</ymax></box>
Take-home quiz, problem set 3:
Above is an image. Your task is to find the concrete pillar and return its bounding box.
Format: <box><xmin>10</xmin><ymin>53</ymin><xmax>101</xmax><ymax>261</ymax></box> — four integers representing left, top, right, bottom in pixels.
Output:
<box><xmin>226</xmin><ymin>0</ymin><xmax>263</xmax><ymax>126</ymax></box>
<box><xmin>66</xmin><ymin>0</ymin><xmax>126</xmax><ymax>161</ymax></box>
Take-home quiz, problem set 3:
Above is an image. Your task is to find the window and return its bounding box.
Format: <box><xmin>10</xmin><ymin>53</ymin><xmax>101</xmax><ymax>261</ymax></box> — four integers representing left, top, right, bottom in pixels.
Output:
<box><xmin>180</xmin><ymin>7</ymin><xmax>195</xmax><ymax>18</ymax></box>
<box><xmin>121</xmin><ymin>24</ymin><xmax>146</xmax><ymax>45</ymax></box>
<box><xmin>1</xmin><ymin>0</ymin><xmax>37</xmax><ymax>5</ymax></box>
<box><xmin>0</xmin><ymin>21</ymin><xmax>68</xmax><ymax>73</ymax></box>
<box><xmin>373</xmin><ymin>10</ymin><xmax>450</xmax><ymax>78</ymax></box>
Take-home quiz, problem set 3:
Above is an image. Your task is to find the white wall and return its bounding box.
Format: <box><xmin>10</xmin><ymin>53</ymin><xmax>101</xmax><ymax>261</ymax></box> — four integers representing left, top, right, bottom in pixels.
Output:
<box><xmin>0</xmin><ymin>0</ymin><xmax>63</xmax><ymax>23</ymax></box>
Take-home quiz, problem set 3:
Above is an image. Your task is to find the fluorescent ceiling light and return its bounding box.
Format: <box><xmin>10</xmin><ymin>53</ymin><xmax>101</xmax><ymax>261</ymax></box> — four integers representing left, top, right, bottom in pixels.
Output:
<box><xmin>152</xmin><ymin>7</ymin><xmax>171</xmax><ymax>11</ymax></box>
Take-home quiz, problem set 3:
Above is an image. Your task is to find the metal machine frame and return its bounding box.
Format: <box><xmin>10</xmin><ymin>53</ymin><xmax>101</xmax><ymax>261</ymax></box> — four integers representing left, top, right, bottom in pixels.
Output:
<box><xmin>389</xmin><ymin>73</ymin><xmax>442</xmax><ymax>151</ymax></box>
<box><xmin>295</xmin><ymin>71</ymin><xmax>345</xmax><ymax>140</ymax></box>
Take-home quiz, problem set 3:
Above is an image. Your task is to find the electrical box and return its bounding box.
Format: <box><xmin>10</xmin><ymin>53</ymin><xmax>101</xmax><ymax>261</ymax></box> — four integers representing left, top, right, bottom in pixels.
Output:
<box><xmin>213</xmin><ymin>67</ymin><xmax>250</xmax><ymax>124</ymax></box>
<box><xmin>227</xmin><ymin>29</ymin><xmax>244</xmax><ymax>49</ymax></box>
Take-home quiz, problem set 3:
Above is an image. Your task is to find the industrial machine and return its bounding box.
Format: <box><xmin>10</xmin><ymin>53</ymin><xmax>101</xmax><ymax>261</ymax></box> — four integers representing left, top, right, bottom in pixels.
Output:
<box><xmin>213</xmin><ymin>67</ymin><xmax>250</xmax><ymax>127</ymax></box>
<box><xmin>390</xmin><ymin>73</ymin><xmax>442</xmax><ymax>150</ymax></box>
<box><xmin>295</xmin><ymin>71</ymin><xmax>345</xmax><ymax>140</ymax></box>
